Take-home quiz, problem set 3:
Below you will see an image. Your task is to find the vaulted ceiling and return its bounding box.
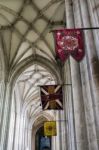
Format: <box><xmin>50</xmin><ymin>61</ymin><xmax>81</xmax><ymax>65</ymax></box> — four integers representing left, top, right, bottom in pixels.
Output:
<box><xmin>14</xmin><ymin>64</ymin><xmax>56</xmax><ymax>115</ymax></box>
<box><xmin>0</xmin><ymin>0</ymin><xmax>65</xmax><ymax>76</ymax></box>
<box><xmin>0</xmin><ymin>0</ymin><xmax>65</xmax><ymax>118</ymax></box>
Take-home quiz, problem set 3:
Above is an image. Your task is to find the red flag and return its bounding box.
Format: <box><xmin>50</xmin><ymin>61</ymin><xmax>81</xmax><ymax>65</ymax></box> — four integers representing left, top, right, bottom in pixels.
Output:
<box><xmin>54</xmin><ymin>29</ymin><xmax>84</xmax><ymax>62</ymax></box>
<box><xmin>40</xmin><ymin>85</ymin><xmax>63</xmax><ymax>110</ymax></box>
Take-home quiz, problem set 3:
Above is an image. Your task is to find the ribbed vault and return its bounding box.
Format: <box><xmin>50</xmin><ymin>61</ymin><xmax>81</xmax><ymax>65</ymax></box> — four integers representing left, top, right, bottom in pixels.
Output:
<box><xmin>0</xmin><ymin>1</ymin><xmax>65</xmax><ymax>150</ymax></box>
<box><xmin>0</xmin><ymin>0</ymin><xmax>65</xmax><ymax>81</ymax></box>
<box><xmin>14</xmin><ymin>64</ymin><xmax>56</xmax><ymax>117</ymax></box>
<box><xmin>0</xmin><ymin>1</ymin><xmax>99</xmax><ymax>150</ymax></box>
<box><xmin>0</xmin><ymin>0</ymin><xmax>65</xmax><ymax>116</ymax></box>
<box><xmin>11</xmin><ymin>63</ymin><xmax>58</xmax><ymax>150</ymax></box>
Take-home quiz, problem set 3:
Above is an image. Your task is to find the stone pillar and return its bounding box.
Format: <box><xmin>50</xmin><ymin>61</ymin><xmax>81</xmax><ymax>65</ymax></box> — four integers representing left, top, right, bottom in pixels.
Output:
<box><xmin>0</xmin><ymin>33</ymin><xmax>6</xmax><ymax>142</ymax></box>
<box><xmin>65</xmin><ymin>0</ymin><xmax>89</xmax><ymax>149</ymax></box>
<box><xmin>18</xmin><ymin>114</ymin><xmax>24</xmax><ymax>150</ymax></box>
<box><xmin>0</xmin><ymin>82</ymin><xmax>12</xmax><ymax>150</ymax></box>
<box><xmin>86</xmin><ymin>0</ymin><xmax>99</xmax><ymax>57</ymax></box>
<box><xmin>59</xmin><ymin>110</ymin><xmax>67</xmax><ymax>150</ymax></box>
<box><xmin>0</xmin><ymin>33</ymin><xmax>12</xmax><ymax>150</ymax></box>
<box><xmin>78</xmin><ymin>0</ymin><xmax>99</xmax><ymax>148</ymax></box>
<box><xmin>62</xmin><ymin>60</ymin><xmax>76</xmax><ymax>150</ymax></box>
<box><xmin>7</xmin><ymin>111</ymin><xmax>15</xmax><ymax>150</ymax></box>
<box><xmin>0</xmin><ymin>82</ymin><xmax>6</xmax><ymax>132</ymax></box>
<box><xmin>54</xmin><ymin>111</ymin><xmax>61</xmax><ymax>150</ymax></box>
<box><xmin>72</xmin><ymin>0</ymin><xmax>98</xmax><ymax>149</ymax></box>
<box><xmin>24</xmin><ymin>112</ymin><xmax>30</xmax><ymax>150</ymax></box>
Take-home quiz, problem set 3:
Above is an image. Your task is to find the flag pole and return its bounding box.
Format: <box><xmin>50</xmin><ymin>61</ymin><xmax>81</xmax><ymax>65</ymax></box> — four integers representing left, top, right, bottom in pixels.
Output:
<box><xmin>77</xmin><ymin>27</ymin><xmax>99</xmax><ymax>30</ymax></box>
<box><xmin>43</xmin><ymin>120</ymin><xmax>68</xmax><ymax>122</ymax></box>
<box><xmin>50</xmin><ymin>27</ymin><xmax>99</xmax><ymax>32</ymax></box>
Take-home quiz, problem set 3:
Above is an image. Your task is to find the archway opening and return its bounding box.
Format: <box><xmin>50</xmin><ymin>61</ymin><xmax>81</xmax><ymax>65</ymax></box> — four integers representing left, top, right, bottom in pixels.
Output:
<box><xmin>11</xmin><ymin>63</ymin><xmax>58</xmax><ymax>150</ymax></box>
<box><xmin>35</xmin><ymin>126</ymin><xmax>51</xmax><ymax>150</ymax></box>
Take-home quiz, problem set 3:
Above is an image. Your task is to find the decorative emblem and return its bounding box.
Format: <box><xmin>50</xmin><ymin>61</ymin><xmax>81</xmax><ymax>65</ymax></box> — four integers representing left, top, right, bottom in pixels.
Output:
<box><xmin>54</xmin><ymin>29</ymin><xmax>84</xmax><ymax>62</ymax></box>
<box><xmin>58</xmin><ymin>36</ymin><xmax>79</xmax><ymax>51</ymax></box>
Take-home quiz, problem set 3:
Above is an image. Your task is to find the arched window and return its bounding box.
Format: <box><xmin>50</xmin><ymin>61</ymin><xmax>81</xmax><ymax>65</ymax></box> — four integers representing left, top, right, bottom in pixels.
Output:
<box><xmin>35</xmin><ymin>126</ymin><xmax>51</xmax><ymax>150</ymax></box>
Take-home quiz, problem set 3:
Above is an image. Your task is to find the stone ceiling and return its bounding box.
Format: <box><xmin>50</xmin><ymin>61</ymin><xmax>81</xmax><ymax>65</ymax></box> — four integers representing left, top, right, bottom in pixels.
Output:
<box><xmin>0</xmin><ymin>0</ymin><xmax>65</xmax><ymax>75</ymax></box>
<box><xmin>0</xmin><ymin>0</ymin><xmax>65</xmax><ymax>117</ymax></box>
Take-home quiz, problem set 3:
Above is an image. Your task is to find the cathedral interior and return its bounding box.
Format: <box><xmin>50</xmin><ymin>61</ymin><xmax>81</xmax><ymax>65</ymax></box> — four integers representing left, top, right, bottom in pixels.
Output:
<box><xmin>0</xmin><ymin>0</ymin><xmax>99</xmax><ymax>150</ymax></box>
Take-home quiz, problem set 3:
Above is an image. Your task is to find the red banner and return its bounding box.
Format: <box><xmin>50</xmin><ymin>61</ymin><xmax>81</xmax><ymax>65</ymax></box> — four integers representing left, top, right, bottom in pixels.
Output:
<box><xmin>54</xmin><ymin>29</ymin><xmax>84</xmax><ymax>62</ymax></box>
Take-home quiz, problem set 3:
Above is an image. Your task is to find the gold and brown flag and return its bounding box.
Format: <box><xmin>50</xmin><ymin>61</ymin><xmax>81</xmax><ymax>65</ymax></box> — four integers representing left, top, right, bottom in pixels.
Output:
<box><xmin>44</xmin><ymin>121</ymin><xmax>57</xmax><ymax>136</ymax></box>
<box><xmin>40</xmin><ymin>85</ymin><xmax>63</xmax><ymax>110</ymax></box>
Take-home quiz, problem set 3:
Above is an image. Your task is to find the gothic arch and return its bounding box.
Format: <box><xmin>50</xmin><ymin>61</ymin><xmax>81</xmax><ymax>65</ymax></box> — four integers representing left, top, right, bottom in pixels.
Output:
<box><xmin>9</xmin><ymin>55</ymin><xmax>62</xmax><ymax>150</ymax></box>
<box><xmin>31</xmin><ymin>112</ymin><xmax>55</xmax><ymax>150</ymax></box>
<box><xmin>9</xmin><ymin>55</ymin><xmax>62</xmax><ymax>86</ymax></box>
<box><xmin>10</xmin><ymin>55</ymin><xmax>62</xmax><ymax>115</ymax></box>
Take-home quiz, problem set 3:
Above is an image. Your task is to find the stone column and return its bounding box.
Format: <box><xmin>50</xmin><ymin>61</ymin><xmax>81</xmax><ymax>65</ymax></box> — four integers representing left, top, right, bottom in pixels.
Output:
<box><xmin>0</xmin><ymin>33</ymin><xmax>6</xmax><ymax>142</ymax></box>
<box><xmin>72</xmin><ymin>0</ymin><xmax>98</xmax><ymax>149</ymax></box>
<box><xmin>7</xmin><ymin>111</ymin><xmax>15</xmax><ymax>150</ymax></box>
<box><xmin>86</xmin><ymin>0</ymin><xmax>99</xmax><ymax>57</ymax></box>
<box><xmin>0</xmin><ymin>82</ymin><xmax>6</xmax><ymax>132</ymax></box>
<box><xmin>24</xmin><ymin>112</ymin><xmax>30</xmax><ymax>150</ymax></box>
<box><xmin>0</xmin><ymin>82</ymin><xmax>12</xmax><ymax>150</ymax></box>
<box><xmin>58</xmin><ymin>110</ymin><xmax>67</xmax><ymax>150</ymax></box>
<box><xmin>79</xmin><ymin>0</ymin><xmax>99</xmax><ymax>148</ymax></box>
<box><xmin>54</xmin><ymin>111</ymin><xmax>61</xmax><ymax>150</ymax></box>
<box><xmin>65</xmin><ymin>0</ymin><xmax>89</xmax><ymax>150</ymax></box>
<box><xmin>62</xmin><ymin>60</ymin><xmax>76</xmax><ymax>150</ymax></box>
